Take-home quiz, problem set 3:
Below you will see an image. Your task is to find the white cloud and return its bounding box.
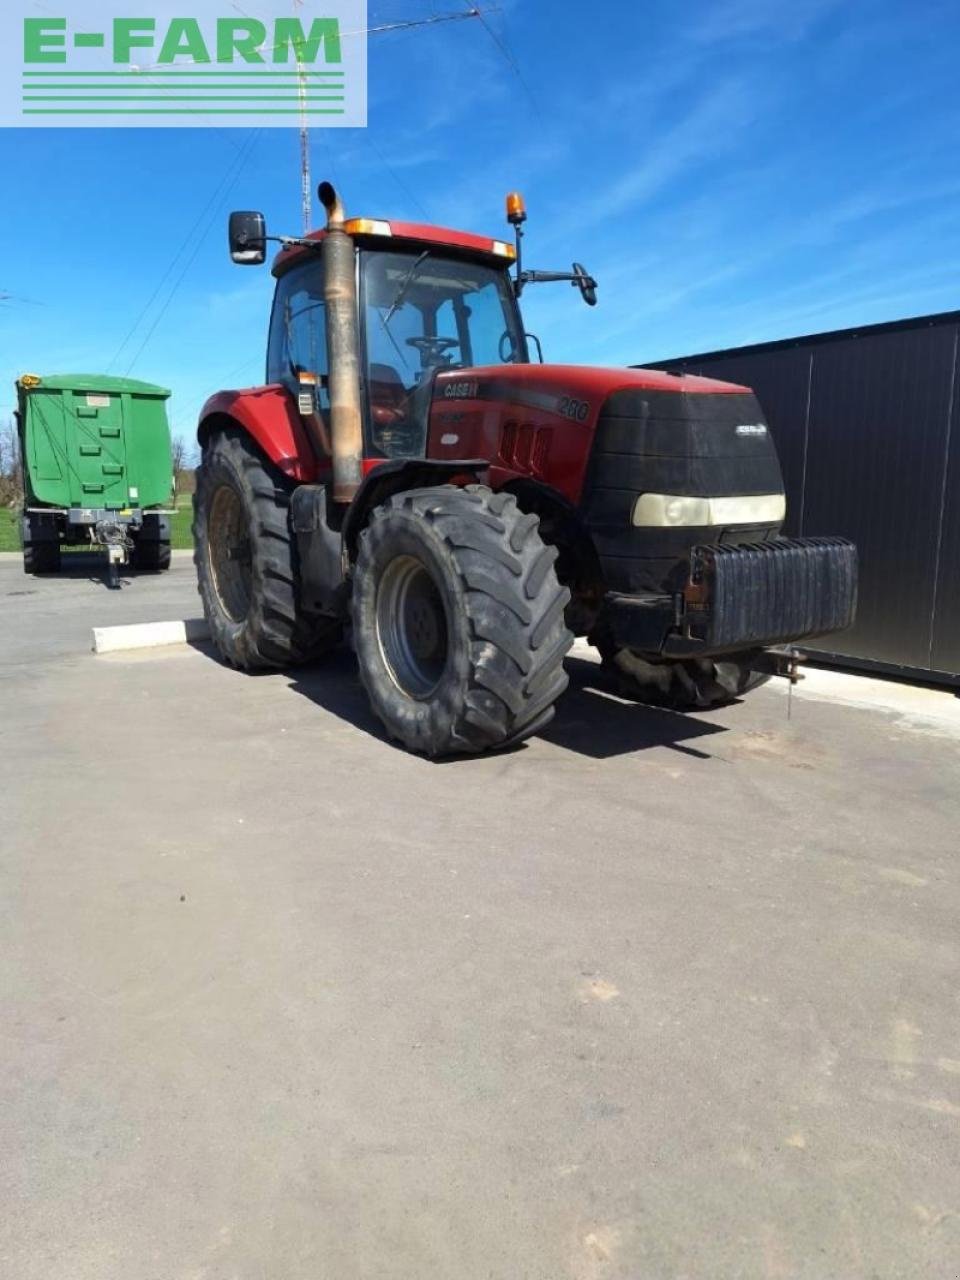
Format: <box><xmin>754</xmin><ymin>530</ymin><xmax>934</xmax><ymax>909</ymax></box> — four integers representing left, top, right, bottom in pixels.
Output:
<box><xmin>689</xmin><ymin>0</ymin><xmax>841</xmax><ymax>45</ymax></box>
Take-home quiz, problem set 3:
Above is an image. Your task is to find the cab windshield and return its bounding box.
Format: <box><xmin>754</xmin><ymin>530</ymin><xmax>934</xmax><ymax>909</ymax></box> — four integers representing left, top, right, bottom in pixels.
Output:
<box><xmin>360</xmin><ymin>248</ymin><xmax>526</xmax><ymax>459</ymax></box>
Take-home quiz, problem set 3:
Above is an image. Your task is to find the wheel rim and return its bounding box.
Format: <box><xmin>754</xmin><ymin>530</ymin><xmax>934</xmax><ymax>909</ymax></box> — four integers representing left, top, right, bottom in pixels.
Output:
<box><xmin>376</xmin><ymin>555</ymin><xmax>449</xmax><ymax>699</ymax></box>
<box><xmin>208</xmin><ymin>483</ymin><xmax>252</xmax><ymax>623</ymax></box>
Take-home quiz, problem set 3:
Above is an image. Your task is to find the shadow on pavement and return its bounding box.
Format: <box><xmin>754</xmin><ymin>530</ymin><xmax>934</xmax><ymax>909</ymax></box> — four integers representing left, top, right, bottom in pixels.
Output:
<box><xmin>276</xmin><ymin>648</ymin><xmax>727</xmax><ymax>762</ymax></box>
<box><xmin>24</xmin><ymin>553</ymin><xmax>169</xmax><ymax>591</ymax></box>
<box><xmin>538</xmin><ymin>656</ymin><xmax>725</xmax><ymax>760</ymax></box>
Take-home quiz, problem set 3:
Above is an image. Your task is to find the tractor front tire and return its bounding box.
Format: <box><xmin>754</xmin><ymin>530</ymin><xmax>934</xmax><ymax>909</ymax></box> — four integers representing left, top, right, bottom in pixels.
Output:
<box><xmin>193</xmin><ymin>428</ymin><xmax>340</xmax><ymax>671</ymax></box>
<box><xmin>352</xmin><ymin>485</ymin><xmax>573</xmax><ymax>756</ymax></box>
<box><xmin>598</xmin><ymin>642</ymin><xmax>770</xmax><ymax>710</ymax></box>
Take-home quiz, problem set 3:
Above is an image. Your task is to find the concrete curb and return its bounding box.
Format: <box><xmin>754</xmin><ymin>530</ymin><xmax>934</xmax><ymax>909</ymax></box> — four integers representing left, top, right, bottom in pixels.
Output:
<box><xmin>92</xmin><ymin>618</ymin><xmax>210</xmax><ymax>655</ymax></box>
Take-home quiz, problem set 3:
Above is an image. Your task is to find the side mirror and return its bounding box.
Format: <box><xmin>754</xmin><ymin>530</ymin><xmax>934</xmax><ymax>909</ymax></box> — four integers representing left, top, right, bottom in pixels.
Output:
<box><xmin>229</xmin><ymin>211</ymin><xmax>267</xmax><ymax>266</ymax></box>
<box><xmin>573</xmin><ymin>262</ymin><xmax>597</xmax><ymax>307</ymax></box>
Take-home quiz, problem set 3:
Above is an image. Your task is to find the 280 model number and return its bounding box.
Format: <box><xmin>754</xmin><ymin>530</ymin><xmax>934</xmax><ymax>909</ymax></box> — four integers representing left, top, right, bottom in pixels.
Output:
<box><xmin>558</xmin><ymin>395</ymin><xmax>591</xmax><ymax>423</ymax></box>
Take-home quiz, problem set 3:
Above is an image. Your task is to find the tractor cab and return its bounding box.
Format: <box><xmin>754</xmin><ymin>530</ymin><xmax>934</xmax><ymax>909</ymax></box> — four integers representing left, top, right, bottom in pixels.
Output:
<box><xmin>266</xmin><ymin>231</ymin><xmax>528</xmax><ymax>463</ymax></box>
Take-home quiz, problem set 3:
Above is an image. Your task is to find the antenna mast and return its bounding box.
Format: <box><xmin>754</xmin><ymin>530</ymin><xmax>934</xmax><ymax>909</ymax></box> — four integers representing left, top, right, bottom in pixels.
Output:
<box><xmin>294</xmin><ymin>0</ymin><xmax>312</xmax><ymax>233</ymax></box>
<box><xmin>292</xmin><ymin>7</ymin><xmax>483</xmax><ymax>233</ymax></box>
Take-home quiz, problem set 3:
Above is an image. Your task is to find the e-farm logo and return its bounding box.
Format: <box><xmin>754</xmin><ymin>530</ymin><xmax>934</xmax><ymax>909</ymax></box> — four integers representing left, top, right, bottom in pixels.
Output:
<box><xmin>1</xmin><ymin>1</ymin><xmax>366</xmax><ymax>127</ymax></box>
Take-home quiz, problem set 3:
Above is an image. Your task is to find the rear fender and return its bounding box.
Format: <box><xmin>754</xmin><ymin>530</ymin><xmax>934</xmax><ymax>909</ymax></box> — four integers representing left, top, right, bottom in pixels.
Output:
<box><xmin>197</xmin><ymin>386</ymin><xmax>327</xmax><ymax>483</ymax></box>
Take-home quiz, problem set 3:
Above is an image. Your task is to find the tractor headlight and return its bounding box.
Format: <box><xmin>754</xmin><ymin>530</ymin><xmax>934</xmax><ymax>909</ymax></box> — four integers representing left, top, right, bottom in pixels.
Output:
<box><xmin>632</xmin><ymin>493</ymin><xmax>786</xmax><ymax>527</ymax></box>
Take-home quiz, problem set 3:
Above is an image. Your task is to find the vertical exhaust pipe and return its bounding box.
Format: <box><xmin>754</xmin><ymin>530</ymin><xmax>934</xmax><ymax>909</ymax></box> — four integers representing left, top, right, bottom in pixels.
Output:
<box><xmin>318</xmin><ymin>181</ymin><xmax>363</xmax><ymax>504</ymax></box>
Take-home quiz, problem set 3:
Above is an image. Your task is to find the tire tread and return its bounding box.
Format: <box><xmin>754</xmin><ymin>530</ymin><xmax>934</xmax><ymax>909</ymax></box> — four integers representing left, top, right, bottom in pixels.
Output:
<box><xmin>193</xmin><ymin>428</ymin><xmax>340</xmax><ymax>671</ymax></box>
<box><xmin>353</xmin><ymin>484</ymin><xmax>573</xmax><ymax>755</ymax></box>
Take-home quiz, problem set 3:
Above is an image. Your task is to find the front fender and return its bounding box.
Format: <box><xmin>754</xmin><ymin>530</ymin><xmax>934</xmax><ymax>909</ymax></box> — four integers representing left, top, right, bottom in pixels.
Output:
<box><xmin>342</xmin><ymin>458</ymin><xmax>489</xmax><ymax>562</ymax></box>
<box><xmin>198</xmin><ymin>385</ymin><xmax>328</xmax><ymax>483</ymax></box>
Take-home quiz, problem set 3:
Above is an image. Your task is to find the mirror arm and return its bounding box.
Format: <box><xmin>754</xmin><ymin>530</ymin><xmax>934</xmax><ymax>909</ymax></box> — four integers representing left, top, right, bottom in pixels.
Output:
<box><xmin>236</xmin><ymin>233</ymin><xmax>324</xmax><ymax>257</ymax></box>
<box><xmin>272</xmin><ymin>234</ymin><xmax>324</xmax><ymax>251</ymax></box>
<box><xmin>516</xmin><ymin>265</ymin><xmax>598</xmax><ymax>307</ymax></box>
<box><xmin>518</xmin><ymin>269</ymin><xmax>595</xmax><ymax>287</ymax></box>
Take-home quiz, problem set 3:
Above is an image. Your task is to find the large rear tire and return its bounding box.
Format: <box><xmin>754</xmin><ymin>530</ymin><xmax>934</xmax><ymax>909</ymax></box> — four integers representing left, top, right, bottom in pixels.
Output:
<box><xmin>598</xmin><ymin>641</ymin><xmax>770</xmax><ymax>710</ymax></box>
<box><xmin>193</xmin><ymin>428</ymin><xmax>340</xmax><ymax>670</ymax></box>
<box><xmin>352</xmin><ymin>485</ymin><xmax>573</xmax><ymax>756</ymax></box>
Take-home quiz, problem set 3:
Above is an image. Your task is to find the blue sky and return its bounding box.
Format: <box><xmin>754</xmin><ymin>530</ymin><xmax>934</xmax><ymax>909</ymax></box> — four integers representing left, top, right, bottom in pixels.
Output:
<box><xmin>2</xmin><ymin>0</ymin><xmax>958</xmax><ymax>445</ymax></box>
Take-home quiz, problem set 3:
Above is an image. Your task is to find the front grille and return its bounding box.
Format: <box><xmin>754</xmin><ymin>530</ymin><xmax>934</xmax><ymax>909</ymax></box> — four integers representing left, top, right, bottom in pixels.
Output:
<box><xmin>688</xmin><ymin>537</ymin><xmax>858</xmax><ymax>650</ymax></box>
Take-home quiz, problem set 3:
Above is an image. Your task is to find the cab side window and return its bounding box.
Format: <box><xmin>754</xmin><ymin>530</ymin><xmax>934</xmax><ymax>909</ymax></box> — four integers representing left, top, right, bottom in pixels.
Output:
<box><xmin>267</xmin><ymin>262</ymin><xmax>329</xmax><ymax>406</ymax></box>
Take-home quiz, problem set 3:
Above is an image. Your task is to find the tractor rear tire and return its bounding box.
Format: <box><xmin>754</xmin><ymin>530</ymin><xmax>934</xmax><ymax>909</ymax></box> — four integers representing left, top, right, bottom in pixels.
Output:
<box><xmin>23</xmin><ymin>540</ymin><xmax>60</xmax><ymax>575</ymax></box>
<box><xmin>193</xmin><ymin>428</ymin><xmax>341</xmax><ymax>671</ymax></box>
<box><xmin>598</xmin><ymin>642</ymin><xmax>770</xmax><ymax>710</ymax></box>
<box><xmin>352</xmin><ymin>485</ymin><xmax>573</xmax><ymax>756</ymax></box>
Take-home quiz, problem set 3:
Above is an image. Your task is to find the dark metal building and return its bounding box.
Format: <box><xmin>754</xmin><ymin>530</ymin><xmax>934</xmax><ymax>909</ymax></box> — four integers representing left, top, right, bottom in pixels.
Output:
<box><xmin>641</xmin><ymin>310</ymin><xmax>960</xmax><ymax>684</ymax></box>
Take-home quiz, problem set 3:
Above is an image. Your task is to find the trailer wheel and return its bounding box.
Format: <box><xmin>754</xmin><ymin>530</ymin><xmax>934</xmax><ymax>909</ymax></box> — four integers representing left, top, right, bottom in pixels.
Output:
<box><xmin>132</xmin><ymin>515</ymin><xmax>172</xmax><ymax>572</ymax></box>
<box><xmin>136</xmin><ymin>540</ymin><xmax>172</xmax><ymax>572</ymax></box>
<box><xmin>23</xmin><ymin>540</ymin><xmax>60</xmax><ymax>575</ymax></box>
<box><xmin>132</xmin><ymin>539</ymin><xmax>172</xmax><ymax>572</ymax></box>
<box><xmin>352</xmin><ymin>485</ymin><xmax>573</xmax><ymax>756</ymax></box>
<box><xmin>194</xmin><ymin>428</ymin><xmax>340</xmax><ymax>670</ymax></box>
<box><xmin>597</xmin><ymin>642</ymin><xmax>770</xmax><ymax>710</ymax></box>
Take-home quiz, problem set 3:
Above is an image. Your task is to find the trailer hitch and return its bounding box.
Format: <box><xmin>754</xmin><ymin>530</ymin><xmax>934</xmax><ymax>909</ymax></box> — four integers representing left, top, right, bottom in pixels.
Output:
<box><xmin>94</xmin><ymin>518</ymin><xmax>132</xmax><ymax>590</ymax></box>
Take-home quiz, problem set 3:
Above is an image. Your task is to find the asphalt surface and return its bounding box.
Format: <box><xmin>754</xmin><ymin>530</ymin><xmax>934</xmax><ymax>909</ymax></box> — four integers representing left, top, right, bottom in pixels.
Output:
<box><xmin>3</xmin><ymin>552</ymin><xmax>960</xmax><ymax>1279</ymax></box>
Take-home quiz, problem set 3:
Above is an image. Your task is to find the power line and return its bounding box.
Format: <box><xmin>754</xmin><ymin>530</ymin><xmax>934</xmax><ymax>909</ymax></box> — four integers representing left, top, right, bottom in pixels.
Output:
<box><xmin>363</xmin><ymin>9</ymin><xmax>480</xmax><ymax>38</ymax></box>
<box><xmin>124</xmin><ymin>130</ymin><xmax>262</xmax><ymax>375</ymax></box>
<box><xmin>107</xmin><ymin>134</ymin><xmax>260</xmax><ymax>372</ymax></box>
<box><xmin>361</xmin><ymin>135</ymin><xmax>432</xmax><ymax>221</ymax></box>
<box><xmin>168</xmin><ymin>355</ymin><xmax>263</xmax><ymax>434</ymax></box>
<box><xmin>124</xmin><ymin>9</ymin><xmax>484</xmax><ymax>75</ymax></box>
<box><xmin>468</xmin><ymin>4</ymin><xmax>543</xmax><ymax>124</ymax></box>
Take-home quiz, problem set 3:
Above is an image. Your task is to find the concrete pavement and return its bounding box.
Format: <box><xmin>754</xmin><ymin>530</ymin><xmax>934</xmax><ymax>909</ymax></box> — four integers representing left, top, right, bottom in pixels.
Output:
<box><xmin>3</xmin><ymin>554</ymin><xmax>960</xmax><ymax>1279</ymax></box>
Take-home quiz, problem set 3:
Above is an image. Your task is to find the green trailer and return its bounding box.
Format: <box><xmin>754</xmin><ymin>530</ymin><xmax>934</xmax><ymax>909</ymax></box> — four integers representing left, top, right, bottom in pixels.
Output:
<box><xmin>16</xmin><ymin>373</ymin><xmax>174</xmax><ymax>585</ymax></box>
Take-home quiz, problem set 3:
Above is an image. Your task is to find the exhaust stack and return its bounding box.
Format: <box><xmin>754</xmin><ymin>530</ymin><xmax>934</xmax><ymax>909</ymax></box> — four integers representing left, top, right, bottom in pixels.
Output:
<box><xmin>318</xmin><ymin>181</ymin><xmax>363</xmax><ymax>503</ymax></box>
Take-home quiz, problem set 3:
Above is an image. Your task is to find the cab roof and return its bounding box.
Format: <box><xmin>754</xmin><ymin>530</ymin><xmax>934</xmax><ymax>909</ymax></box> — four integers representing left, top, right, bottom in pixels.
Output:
<box><xmin>273</xmin><ymin>217</ymin><xmax>517</xmax><ymax>277</ymax></box>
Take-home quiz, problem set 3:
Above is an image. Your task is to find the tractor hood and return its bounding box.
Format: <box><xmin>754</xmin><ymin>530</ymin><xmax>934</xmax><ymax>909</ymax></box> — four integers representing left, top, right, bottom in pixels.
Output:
<box><xmin>432</xmin><ymin>362</ymin><xmax>750</xmax><ymax>424</ymax></box>
<box><xmin>427</xmin><ymin>363</ymin><xmax>777</xmax><ymax>510</ymax></box>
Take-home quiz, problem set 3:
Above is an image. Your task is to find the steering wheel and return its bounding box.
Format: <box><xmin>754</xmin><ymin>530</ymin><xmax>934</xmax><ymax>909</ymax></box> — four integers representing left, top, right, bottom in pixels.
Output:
<box><xmin>499</xmin><ymin>330</ymin><xmax>519</xmax><ymax>363</ymax></box>
<box><xmin>406</xmin><ymin>336</ymin><xmax>459</xmax><ymax>363</ymax></box>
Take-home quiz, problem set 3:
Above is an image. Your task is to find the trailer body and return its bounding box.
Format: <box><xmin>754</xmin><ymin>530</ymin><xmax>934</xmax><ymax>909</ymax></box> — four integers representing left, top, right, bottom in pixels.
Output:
<box><xmin>17</xmin><ymin>373</ymin><xmax>174</xmax><ymax>579</ymax></box>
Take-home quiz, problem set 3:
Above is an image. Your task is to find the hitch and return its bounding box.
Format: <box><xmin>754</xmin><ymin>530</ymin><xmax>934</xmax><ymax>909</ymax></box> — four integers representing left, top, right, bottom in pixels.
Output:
<box><xmin>750</xmin><ymin>646</ymin><xmax>806</xmax><ymax>685</ymax></box>
<box><xmin>94</xmin><ymin>518</ymin><xmax>133</xmax><ymax>590</ymax></box>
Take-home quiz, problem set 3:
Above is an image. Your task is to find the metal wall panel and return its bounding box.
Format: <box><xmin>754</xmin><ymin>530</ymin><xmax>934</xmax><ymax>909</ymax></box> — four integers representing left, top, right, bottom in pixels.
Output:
<box><xmin>644</xmin><ymin>312</ymin><xmax>960</xmax><ymax>679</ymax></box>
<box><xmin>804</xmin><ymin>325</ymin><xmax>957</xmax><ymax>667</ymax></box>
<box><xmin>931</xmin><ymin>334</ymin><xmax>960</xmax><ymax>672</ymax></box>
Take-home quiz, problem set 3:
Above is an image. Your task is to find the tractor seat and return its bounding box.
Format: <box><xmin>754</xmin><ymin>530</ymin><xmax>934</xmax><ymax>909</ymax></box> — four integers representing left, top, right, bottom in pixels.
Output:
<box><xmin>369</xmin><ymin>363</ymin><xmax>408</xmax><ymax>429</ymax></box>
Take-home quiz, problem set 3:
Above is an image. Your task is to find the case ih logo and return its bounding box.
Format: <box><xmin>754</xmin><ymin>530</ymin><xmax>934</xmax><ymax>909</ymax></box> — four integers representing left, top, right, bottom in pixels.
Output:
<box><xmin>0</xmin><ymin>1</ymin><xmax>367</xmax><ymax>127</ymax></box>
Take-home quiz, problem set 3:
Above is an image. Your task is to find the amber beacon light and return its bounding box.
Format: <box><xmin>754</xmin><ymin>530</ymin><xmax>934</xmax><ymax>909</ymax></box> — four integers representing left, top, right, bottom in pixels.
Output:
<box><xmin>506</xmin><ymin>192</ymin><xmax>527</xmax><ymax>225</ymax></box>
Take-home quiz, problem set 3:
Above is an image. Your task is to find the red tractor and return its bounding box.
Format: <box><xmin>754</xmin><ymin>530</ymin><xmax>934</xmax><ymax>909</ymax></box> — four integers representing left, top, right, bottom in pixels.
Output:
<box><xmin>193</xmin><ymin>182</ymin><xmax>856</xmax><ymax>755</ymax></box>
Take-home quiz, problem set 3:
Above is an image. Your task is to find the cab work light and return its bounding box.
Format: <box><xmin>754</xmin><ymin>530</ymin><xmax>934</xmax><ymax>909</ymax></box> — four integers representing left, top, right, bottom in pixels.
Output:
<box><xmin>344</xmin><ymin>218</ymin><xmax>392</xmax><ymax>237</ymax></box>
